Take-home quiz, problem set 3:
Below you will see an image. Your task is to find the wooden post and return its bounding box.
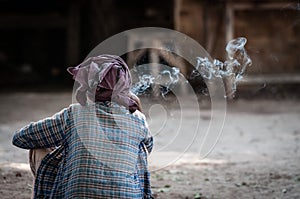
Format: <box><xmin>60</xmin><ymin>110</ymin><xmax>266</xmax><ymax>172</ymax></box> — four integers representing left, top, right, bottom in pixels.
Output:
<box><xmin>224</xmin><ymin>1</ymin><xmax>235</xmax><ymax>99</ymax></box>
<box><xmin>174</xmin><ymin>0</ymin><xmax>182</xmax><ymax>31</ymax></box>
<box><xmin>225</xmin><ymin>0</ymin><xmax>234</xmax><ymax>43</ymax></box>
<box><xmin>66</xmin><ymin>1</ymin><xmax>80</xmax><ymax>66</ymax></box>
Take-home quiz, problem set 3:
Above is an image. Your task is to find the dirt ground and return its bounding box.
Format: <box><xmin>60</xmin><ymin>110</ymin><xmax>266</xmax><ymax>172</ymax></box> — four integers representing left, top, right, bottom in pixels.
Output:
<box><xmin>0</xmin><ymin>91</ymin><xmax>299</xmax><ymax>199</ymax></box>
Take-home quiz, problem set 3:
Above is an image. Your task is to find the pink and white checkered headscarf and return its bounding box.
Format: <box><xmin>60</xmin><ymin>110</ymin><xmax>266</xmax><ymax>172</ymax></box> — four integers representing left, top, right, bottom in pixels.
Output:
<box><xmin>67</xmin><ymin>54</ymin><xmax>138</xmax><ymax>113</ymax></box>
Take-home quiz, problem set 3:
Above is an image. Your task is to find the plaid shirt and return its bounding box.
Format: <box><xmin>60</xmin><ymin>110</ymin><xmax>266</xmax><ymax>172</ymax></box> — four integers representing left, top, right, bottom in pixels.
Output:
<box><xmin>12</xmin><ymin>102</ymin><xmax>153</xmax><ymax>199</ymax></box>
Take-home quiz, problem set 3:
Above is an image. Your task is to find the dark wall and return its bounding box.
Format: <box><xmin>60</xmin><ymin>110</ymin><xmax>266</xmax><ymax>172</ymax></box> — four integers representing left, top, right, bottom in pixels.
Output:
<box><xmin>80</xmin><ymin>0</ymin><xmax>174</xmax><ymax>58</ymax></box>
<box><xmin>0</xmin><ymin>0</ymin><xmax>69</xmax><ymax>89</ymax></box>
<box><xmin>176</xmin><ymin>0</ymin><xmax>300</xmax><ymax>76</ymax></box>
<box><xmin>1</xmin><ymin>0</ymin><xmax>299</xmax><ymax>90</ymax></box>
<box><xmin>236</xmin><ymin>9</ymin><xmax>300</xmax><ymax>74</ymax></box>
<box><xmin>0</xmin><ymin>0</ymin><xmax>174</xmax><ymax>90</ymax></box>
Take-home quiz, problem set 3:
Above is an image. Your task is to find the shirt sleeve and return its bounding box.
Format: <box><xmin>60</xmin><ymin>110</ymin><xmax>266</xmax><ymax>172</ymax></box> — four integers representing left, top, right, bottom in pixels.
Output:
<box><xmin>142</xmin><ymin>115</ymin><xmax>153</xmax><ymax>154</ymax></box>
<box><xmin>132</xmin><ymin>110</ymin><xmax>153</xmax><ymax>154</ymax></box>
<box><xmin>12</xmin><ymin>106</ymin><xmax>71</xmax><ymax>149</ymax></box>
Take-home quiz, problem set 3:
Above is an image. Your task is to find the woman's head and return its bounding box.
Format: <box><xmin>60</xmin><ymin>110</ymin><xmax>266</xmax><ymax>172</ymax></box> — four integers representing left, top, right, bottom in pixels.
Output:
<box><xmin>67</xmin><ymin>54</ymin><xmax>138</xmax><ymax>113</ymax></box>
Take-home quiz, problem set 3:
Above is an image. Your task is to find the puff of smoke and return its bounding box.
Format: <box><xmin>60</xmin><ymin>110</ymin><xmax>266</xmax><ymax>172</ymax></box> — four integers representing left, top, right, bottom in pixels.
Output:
<box><xmin>196</xmin><ymin>37</ymin><xmax>252</xmax><ymax>98</ymax></box>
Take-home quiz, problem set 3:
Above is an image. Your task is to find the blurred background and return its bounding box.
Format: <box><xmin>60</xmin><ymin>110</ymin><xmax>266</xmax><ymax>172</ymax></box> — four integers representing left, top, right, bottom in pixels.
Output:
<box><xmin>0</xmin><ymin>0</ymin><xmax>299</xmax><ymax>96</ymax></box>
<box><xmin>1</xmin><ymin>1</ymin><xmax>300</xmax><ymax>198</ymax></box>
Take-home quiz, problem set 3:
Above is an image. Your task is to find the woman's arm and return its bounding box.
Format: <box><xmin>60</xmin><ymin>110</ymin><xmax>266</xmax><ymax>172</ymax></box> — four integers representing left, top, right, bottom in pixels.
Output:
<box><xmin>130</xmin><ymin>93</ymin><xmax>153</xmax><ymax>154</ymax></box>
<box><xmin>12</xmin><ymin>107</ymin><xmax>71</xmax><ymax>149</ymax></box>
<box><xmin>143</xmin><ymin>128</ymin><xmax>153</xmax><ymax>154</ymax></box>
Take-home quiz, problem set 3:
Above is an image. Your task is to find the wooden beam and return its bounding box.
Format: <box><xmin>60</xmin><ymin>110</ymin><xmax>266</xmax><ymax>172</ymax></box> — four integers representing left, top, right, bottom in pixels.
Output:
<box><xmin>225</xmin><ymin>1</ymin><xmax>234</xmax><ymax>43</ymax></box>
<box><xmin>0</xmin><ymin>14</ymin><xmax>66</xmax><ymax>29</ymax></box>
<box><xmin>233</xmin><ymin>2</ymin><xmax>298</xmax><ymax>10</ymax></box>
<box><xmin>240</xmin><ymin>74</ymin><xmax>300</xmax><ymax>85</ymax></box>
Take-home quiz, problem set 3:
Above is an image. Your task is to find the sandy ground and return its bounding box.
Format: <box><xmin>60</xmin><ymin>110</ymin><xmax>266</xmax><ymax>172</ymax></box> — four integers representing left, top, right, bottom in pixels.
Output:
<box><xmin>0</xmin><ymin>92</ymin><xmax>300</xmax><ymax>199</ymax></box>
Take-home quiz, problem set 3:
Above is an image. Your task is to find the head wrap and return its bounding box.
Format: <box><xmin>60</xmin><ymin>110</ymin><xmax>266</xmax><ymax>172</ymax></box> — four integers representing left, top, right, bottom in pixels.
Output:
<box><xmin>67</xmin><ymin>54</ymin><xmax>138</xmax><ymax>113</ymax></box>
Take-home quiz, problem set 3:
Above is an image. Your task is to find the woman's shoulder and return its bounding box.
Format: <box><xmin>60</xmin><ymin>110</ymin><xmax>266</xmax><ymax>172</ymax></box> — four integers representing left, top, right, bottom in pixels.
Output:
<box><xmin>132</xmin><ymin>110</ymin><xmax>146</xmax><ymax>121</ymax></box>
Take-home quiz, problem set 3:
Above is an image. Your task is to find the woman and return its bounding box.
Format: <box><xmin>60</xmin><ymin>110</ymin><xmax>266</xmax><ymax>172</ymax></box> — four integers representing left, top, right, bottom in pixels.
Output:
<box><xmin>12</xmin><ymin>54</ymin><xmax>154</xmax><ymax>199</ymax></box>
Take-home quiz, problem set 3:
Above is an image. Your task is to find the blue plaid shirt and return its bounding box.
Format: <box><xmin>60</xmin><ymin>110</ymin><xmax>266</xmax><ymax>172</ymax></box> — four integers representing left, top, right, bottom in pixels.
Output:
<box><xmin>12</xmin><ymin>102</ymin><xmax>153</xmax><ymax>199</ymax></box>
